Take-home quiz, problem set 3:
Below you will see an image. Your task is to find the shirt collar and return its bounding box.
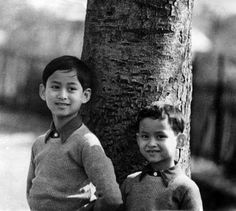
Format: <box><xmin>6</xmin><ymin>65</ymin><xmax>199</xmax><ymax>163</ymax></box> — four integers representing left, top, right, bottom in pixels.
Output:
<box><xmin>139</xmin><ymin>162</ymin><xmax>182</xmax><ymax>187</ymax></box>
<box><xmin>45</xmin><ymin>115</ymin><xmax>82</xmax><ymax>143</ymax></box>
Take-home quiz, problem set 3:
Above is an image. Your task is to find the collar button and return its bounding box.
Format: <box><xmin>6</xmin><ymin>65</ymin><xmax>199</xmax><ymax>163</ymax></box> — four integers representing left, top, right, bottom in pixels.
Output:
<box><xmin>53</xmin><ymin>132</ymin><xmax>59</xmax><ymax>138</ymax></box>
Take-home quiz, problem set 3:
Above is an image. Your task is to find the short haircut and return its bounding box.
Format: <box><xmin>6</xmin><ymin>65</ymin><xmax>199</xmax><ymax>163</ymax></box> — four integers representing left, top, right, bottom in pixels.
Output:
<box><xmin>42</xmin><ymin>55</ymin><xmax>95</xmax><ymax>91</ymax></box>
<box><xmin>136</xmin><ymin>103</ymin><xmax>185</xmax><ymax>135</ymax></box>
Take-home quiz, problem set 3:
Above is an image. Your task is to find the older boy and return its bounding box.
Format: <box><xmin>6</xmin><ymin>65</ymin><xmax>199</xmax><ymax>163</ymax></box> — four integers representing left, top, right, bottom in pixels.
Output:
<box><xmin>121</xmin><ymin>103</ymin><xmax>203</xmax><ymax>211</ymax></box>
<box><xmin>26</xmin><ymin>55</ymin><xmax>122</xmax><ymax>211</ymax></box>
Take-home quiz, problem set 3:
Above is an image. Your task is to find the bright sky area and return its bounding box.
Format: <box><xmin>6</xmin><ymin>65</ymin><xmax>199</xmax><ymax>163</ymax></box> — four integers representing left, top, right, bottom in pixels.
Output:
<box><xmin>26</xmin><ymin>0</ymin><xmax>87</xmax><ymax>21</ymax></box>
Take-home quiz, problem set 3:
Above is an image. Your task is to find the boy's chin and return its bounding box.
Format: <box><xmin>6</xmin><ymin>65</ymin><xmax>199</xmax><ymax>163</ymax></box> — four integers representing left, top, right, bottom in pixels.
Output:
<box><xmin>52</xmin><ymin>112</ymin><xmax>70</xmax><ymax>118</ymax></box>
<box><xmin>145</xmin><ymin>158</ymin><xmax>162</xmax><ymax>164</ymax></box>
<box><xmin>148</xmin><ymin>159</ymin><xmax>175</xmax><ymax>170</ymax></box>
<box><xmin>144</xmin><ymin>155</ymin><xmax>162</xmax><ymax>163</ymax></box>
<box><xmin>53</xmin><ymin>112</ymin><xmax>79</xmax><ymax>119</ymax></box>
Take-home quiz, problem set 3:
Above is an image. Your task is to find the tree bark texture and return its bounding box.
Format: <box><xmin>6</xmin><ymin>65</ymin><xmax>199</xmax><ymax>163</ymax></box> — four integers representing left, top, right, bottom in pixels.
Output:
<box><xmin>82</xmin><ymin>0</ymin><xmax>194</xmax><ymax>182</ymax></box>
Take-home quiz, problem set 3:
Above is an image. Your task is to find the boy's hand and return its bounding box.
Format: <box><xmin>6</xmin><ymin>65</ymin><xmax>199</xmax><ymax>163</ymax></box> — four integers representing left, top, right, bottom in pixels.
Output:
<box><xmin>67</xmin><ymin>182</ymin><xmax>96</xmax><ymax>201</ymax></box>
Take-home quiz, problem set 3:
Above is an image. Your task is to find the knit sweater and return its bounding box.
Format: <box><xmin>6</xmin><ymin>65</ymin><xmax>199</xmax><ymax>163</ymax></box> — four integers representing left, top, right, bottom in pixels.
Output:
<box><xmin>121</xmin><ymin>164</ymin><xmax>203</xmax><ymax>211</ymax></box>
<box><xmin>26</xmin><ymin>117</ymin><xmax>122</xmax><ymax>211</ymax></box>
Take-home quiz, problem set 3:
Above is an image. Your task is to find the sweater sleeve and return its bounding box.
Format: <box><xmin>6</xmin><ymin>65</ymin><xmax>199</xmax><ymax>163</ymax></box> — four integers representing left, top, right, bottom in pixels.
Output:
<box><xmin>26</xmin><ymin>146</ymin><xmax>35</xmax><ymax>202</ymax></box>
<box><xmin>81</xmin><ymin>133</ymin><xmax>123</xmax><ymax>211</ymax></box>
<box><xmin>180</xmin><ymin>181</ymin><xmax>203</xmax><ymax>211</ymax></box>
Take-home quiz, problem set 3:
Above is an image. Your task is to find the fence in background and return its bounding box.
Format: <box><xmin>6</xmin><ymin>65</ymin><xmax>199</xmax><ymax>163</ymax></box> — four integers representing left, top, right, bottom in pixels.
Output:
<box><xmin>191</xmin><ymin>53</ymin><xmax>236</xmax><ymax>175</ymax></box>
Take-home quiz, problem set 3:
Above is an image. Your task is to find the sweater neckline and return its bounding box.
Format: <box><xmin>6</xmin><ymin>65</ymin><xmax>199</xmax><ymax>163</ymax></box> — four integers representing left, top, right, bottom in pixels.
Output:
<box><xmin>139</xmin><ymin>163</ymin><xmax>182</xmax><ymax>187</ymax></box>
<box><xmin>45</xmin><ymin>115</ymin><xmax>83</xmax><ymax>143</ymax></box>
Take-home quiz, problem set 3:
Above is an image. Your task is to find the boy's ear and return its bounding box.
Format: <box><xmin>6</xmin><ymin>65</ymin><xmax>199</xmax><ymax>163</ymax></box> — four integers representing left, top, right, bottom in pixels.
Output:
<box><xmin>82</xmin><ymin>88</ymin><xmax>91</xmax><ymax>103</ymax></box>
<box><xmin>39</xmin><ymin>83</ymin><xmax>46</xmax><ymax>101</ymax></box>
<box><xmin>176</xmin><ymin>133</ymin><xmax>186</xmax><ymax>149</ymax></box>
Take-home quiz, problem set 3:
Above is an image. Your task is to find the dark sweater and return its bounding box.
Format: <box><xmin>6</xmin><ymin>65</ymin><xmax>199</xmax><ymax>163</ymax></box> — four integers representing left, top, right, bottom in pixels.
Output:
<box><xmin>121</xmin><ymin>164</ymin><xmax>203</xmax><ymax>211</ymax></box>
<box><xmin>26</xmin><ymin>117</ymin><xmax>122</xmax><ymax>211</ymax></box>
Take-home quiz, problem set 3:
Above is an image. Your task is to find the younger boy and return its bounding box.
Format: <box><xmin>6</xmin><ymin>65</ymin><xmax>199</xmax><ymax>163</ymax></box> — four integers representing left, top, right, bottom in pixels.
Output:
<box><xmin>26</xmin><ymin>55</ymin><xmax>122</xmax><ymax>211</ymax></box>
<box><xmin>121</xmin><ymin>103</ymin><xmax>203</xmax><ymax>211</ymax></box>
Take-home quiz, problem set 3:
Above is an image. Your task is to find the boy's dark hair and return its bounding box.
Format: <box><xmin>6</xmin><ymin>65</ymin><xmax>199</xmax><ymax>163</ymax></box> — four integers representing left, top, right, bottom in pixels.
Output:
<box><xmin>42</xmin><ymin>55</ymin><xmax>95</xmax><ymax>92</ymax></box>
<box><xmin>136</xmin><ymin>103</ymin><xmax>185</xmax><ymax>135</ymax></box>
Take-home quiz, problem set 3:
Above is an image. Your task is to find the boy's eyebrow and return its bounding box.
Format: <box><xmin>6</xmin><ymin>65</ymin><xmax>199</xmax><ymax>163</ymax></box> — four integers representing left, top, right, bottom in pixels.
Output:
<box><xmin>49</xmin><ymin>81</ymin><xmax>79</xmax><ymax>86</ymax></box>
<box><xmin>50</xmin><ymin>81</ymin><xmax>61</xmax><ymax>84</ymax></box>
<box><xmin>67</xmin><ymin>82</ymin><xmax>79</xmax><ymax>85</ymax></box>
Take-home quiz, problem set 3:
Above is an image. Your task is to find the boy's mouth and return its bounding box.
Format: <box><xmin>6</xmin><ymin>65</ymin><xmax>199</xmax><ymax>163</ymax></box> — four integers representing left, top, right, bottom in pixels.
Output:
<box><xmin>55</xmin><ymin>102</ymin><xmax>70</xmax><ymax>106</ymax></box>
<box><xmin>146</xmin><ymin>150</ymin><xmax>160</xmax><ymax>154</ymax></box>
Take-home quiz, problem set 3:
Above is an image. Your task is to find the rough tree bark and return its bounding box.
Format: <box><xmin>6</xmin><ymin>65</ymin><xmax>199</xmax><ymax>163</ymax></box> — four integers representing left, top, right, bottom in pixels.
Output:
<box><xmin>81</xmin><ymin>0</ymin><xmax>194</xmax><ymax>182</ymax></box>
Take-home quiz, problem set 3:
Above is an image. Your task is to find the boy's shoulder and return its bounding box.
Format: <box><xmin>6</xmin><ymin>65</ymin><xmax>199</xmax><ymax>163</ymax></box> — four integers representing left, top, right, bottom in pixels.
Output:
<box><xmin>172</xmin><ymin>171</ymin><xmax>200</xmax><ymax>191</ymax></box>
<box><xmin>71</xmin><ymin>124</ymin><xmax>102</xmax><ymax>147</ymax></box>
<box><xmin>121</xmin><ymin>171</ymin><xmax>142</xmax><ymax>192</ymax></box>
<box><xmin>31</xmin><ymin>131</ymin><xmax>49</xmax><ymax>150</ymax></box>
<box><xmin>123</xmin><ymin>171</ymin><xmax>142</xmax><ymax>185</ymax></box>
<box><xmin>34</xmin><ymin>131</ymin><xmax>48</xmax><ymax>143</ymax></box>
<box><xmin>171</xmin><ymin>172</ymin><xmax>202</xmax><ymax>207</ymax></box>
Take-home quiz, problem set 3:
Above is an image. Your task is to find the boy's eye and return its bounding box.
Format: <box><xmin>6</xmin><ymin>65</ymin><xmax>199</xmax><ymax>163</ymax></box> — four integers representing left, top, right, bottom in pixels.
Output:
<box><xmin>140</xmin><ymin>134</ymin><xmax>149</xmax><ymax>140</ymax></box>
<box><xmin>68</xmin><ymin>87</ymin><xmax>77</xmax><ymax>92</ymax></box>
<box><xmin>51</xmin><ymin>85</ymin><xmax>60</xmax><ymax>89</ymax></box>
<box><xmin>155</xmin><ymin>134</ymin><xmax>167</xmax><ymax>140</ymax></box>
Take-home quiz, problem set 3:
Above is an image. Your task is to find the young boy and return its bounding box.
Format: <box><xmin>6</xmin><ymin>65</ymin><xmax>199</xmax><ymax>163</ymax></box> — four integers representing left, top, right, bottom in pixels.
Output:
<box><xmin>26</xmin><ymin>55</ymin><xmax>122</xmax><ymax>211</ymax></box>
<box><xmin>121</xmin><ymin>103</ymin><xmax>203</xmax><ymax>211</ymax></box>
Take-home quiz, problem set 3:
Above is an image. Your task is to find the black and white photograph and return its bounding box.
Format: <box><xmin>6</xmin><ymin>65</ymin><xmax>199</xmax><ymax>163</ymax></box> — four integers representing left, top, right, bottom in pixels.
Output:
<box><xmin>0</xmin><ymin>0</ymin><xmax>236</xmax><ymax>210</ymax></box>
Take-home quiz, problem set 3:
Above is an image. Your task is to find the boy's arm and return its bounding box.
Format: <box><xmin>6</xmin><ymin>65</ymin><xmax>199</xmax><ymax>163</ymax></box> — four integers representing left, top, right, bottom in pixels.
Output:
<box><xmin>180</xmin><ymin>182</ymin><xmax>203</xmax><ymax>211</ymax></box>
<box><xmin>81</xmin><ymin>138</ymin><xmax>123</xmax><ymax>211</ymax></box>
<box><xmin>26</xmin><ymin>147</ymin><xmax>35</xmax><ymax>201</ymax></box>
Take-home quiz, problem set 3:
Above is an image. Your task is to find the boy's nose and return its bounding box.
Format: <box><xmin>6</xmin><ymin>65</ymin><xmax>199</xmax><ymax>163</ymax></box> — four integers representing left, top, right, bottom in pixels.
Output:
<box><xmin>58</xmin><ymin>89</ymin><xmax>68</xmax><ymax>100</ymax></box>
<box><xmin>148</xmin><ymin>137</ymin><xmax>157</xmax><ymax>146</ymax></box>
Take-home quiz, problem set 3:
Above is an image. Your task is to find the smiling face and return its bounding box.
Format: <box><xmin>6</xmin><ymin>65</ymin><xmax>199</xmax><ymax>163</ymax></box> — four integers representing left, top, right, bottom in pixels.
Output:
<box><xmin>39</xmin><ymin>69</ymin><xmax>91</xmax><ymax>121</ymax></box>
<box><xmin>137</xmin><ymin>117</ymin><xmax>179</xmax><ymax>170</ymax></box>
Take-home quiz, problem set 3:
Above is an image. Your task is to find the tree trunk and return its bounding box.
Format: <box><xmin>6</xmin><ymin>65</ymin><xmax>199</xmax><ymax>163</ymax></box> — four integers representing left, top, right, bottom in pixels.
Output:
<box><xmin>81</xmin><ymin>0</ymin><xmax>194</xmax><ymax>182</ymax></box>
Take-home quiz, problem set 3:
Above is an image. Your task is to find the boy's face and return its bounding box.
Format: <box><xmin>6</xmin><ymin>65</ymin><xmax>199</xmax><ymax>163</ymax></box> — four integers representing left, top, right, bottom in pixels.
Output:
<box><xmin>137</xmin><ymin>117</ymin><xmax>179</xmax><ymax>170</ymax></box>
<box><xmin>39</xmin><ymin>69</ymin><xmax>91</xmax><ymax>119</ymax></box>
